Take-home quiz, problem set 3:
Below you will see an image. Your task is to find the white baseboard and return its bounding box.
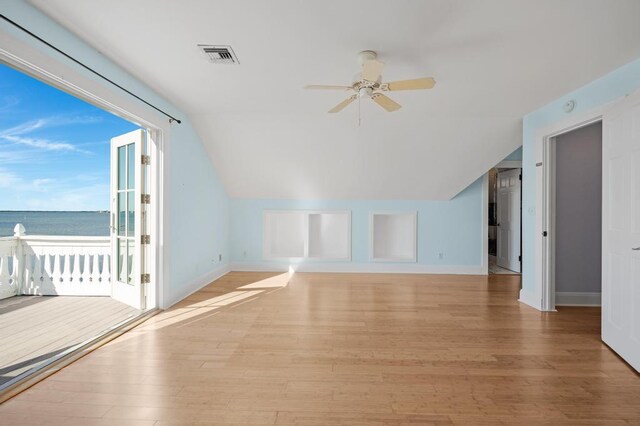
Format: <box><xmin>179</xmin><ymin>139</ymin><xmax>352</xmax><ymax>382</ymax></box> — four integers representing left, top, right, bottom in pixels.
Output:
<box><xmin>165</xmin><ymin>264</ymin><xmax>230</xmax><ymax>308</ymax></box>
<box><xmin>230</xmin><ymin>262</ymin><xmax>486</xmax><ymax>275</ymax></box>
<box><xmin>518</xmin><ymin>288</ymin><xmax>542</xmax><ymax>311</ymax></box>
<box><xmin>555</xmin><ymin>292</ymin><xmax>601</xmax><ymax>307</ymax></box>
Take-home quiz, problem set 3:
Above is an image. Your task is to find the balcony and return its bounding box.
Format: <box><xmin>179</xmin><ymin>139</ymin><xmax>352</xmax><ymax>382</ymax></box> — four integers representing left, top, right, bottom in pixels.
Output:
<box><xmin>0</xmin><ymin>224</ymin><xmax>140</xmax><ymax>387</ymax></box>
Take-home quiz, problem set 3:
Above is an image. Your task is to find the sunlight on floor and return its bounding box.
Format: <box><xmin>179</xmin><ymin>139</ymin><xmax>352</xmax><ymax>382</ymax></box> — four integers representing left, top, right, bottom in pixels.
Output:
<box><xmin>187</xmin><ymin>290</ymin><xmax>264</xmax><ymax>308</ymax></box>
<box><xmin>135</xmin><ymin>271</ymin><xmax>294</xmax><ymax>332</ymax></box>
<box><xmin>237</xmin><ymin>272</ymin><xmax>291</xmax><ymax>289</ymax></box>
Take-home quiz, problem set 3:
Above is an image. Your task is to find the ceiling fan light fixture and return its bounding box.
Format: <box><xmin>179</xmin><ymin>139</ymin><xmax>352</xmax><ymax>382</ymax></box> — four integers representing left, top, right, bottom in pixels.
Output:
<box><xmin>358</xmin><ymin>87</ymin><xmax>373</xmax><ymax>98</ymax></box>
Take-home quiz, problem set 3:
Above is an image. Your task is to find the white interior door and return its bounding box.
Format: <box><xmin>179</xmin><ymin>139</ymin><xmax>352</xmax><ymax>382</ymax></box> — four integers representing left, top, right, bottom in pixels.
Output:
<box><xmin>602</xmin><ymin>91</ymin><xmax>640</xmax><ymax>372</ymax></box>
<box><xmin>496</xmin><ymin>168</ymin><xmax>522</xmax><ymax>272</ymax></box>
<box><xmin>110</xmin><ymin>129</ymin><xmax>144</xmax><ymax>310</ymax></box>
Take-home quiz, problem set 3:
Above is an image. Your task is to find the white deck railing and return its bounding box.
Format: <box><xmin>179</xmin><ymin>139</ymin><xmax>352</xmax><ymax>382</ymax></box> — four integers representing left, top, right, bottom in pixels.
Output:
<box><xmin>0</xmin><ymin>224</ymin><xmax>111</xmax><ymax>299</ymax></box>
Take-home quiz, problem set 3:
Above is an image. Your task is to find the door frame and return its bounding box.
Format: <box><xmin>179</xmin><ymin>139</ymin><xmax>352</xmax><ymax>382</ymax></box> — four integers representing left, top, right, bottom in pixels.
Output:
<box><xmin>0</xmin><ymin>42</ymin><xmax>168</xmax><ymax>310</ymax></box>
<box><xmin>495</xmin><ymin>167</ymin><xmax>522</xmax><ymax>273</ymax></box>
<box><xmin>533</xmin><ymin>102</ymin><xmax>618</xmax><ymax>312</ymax></box>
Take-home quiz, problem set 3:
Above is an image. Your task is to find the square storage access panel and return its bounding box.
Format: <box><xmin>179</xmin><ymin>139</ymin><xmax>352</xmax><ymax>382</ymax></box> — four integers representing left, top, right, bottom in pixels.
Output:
<box><xmin>370</xmin><ymin>212</ymin><xmax>417</xmax><ymax>262</ymax></box>
<box><xmin>263</xmin><ymin>211</ymin><xmax>306</xmax><ymax>258</ymax></box>
<box><xmin>308</xmin><ymin>212</ymin><xmax>351</xmax><ymax>260</ymax></box>
<box><xmin>263</xmin><ymin>210</ymin><xmax>351</xmax><ymax>260</ymax></box>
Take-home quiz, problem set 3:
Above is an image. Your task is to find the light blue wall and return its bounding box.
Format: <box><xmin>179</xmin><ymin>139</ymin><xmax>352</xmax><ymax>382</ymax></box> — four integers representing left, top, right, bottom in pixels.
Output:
<box><xmin>11</xmin><ymin>0</ymin><xmax>638</xmax><ymax>296</ymax></box>
<box><xmin>522</xmin><ymin>58</ymin><xmax>640</xmax><ymax>296</ymax></box>
<box><xmin>231</xmin><ymin>177</ymin><xmax>484</xmax><ymax>268</ymax></box>
<box><xmin>168</xmin><ymin>120</ymin><xmax>228</xmax><ymax>292</ymax></box>
<box><xmin>503</xmin><ymin>147</ymin><xmax>522</xmax><ymax>161</ymax></box>
<box><xmin>1</xmin><ymin>1</ymin><xmax>229</xmax><ymax>303</ymax></box>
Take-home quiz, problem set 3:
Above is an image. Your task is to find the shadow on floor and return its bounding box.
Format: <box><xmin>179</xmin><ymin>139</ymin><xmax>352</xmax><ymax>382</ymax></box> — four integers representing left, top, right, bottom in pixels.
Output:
<box><xmin>0</xmin><ymin>345</ymin><xmax>74</xmax><ymax>386</ymax></box>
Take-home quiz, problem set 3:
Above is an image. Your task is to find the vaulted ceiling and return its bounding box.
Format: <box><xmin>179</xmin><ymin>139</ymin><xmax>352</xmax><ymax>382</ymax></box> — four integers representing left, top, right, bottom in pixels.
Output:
<box><xmin>30</xmin><ymin>0</ymin><xmax>640</xmax><ymax>199</ymax></box>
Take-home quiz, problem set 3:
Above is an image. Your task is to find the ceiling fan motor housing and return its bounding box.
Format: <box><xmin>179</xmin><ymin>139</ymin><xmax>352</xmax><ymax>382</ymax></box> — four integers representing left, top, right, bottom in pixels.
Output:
<box><xmin>358</xmin><ymin>50</ymin><xmax>378</xmax><ymax>66</ymax></box>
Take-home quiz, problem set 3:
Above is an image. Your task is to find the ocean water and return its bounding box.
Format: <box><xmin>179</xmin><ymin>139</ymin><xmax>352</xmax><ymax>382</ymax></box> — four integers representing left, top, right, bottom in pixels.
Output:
<box><xmin>0</xmin><ymin>211</ymin><xmax>110</xmax><ymax>237</ymax></box>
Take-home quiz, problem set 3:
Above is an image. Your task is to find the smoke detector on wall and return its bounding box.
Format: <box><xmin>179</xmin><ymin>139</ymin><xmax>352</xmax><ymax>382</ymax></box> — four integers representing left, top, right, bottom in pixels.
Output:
<box><xmin>198</xmin><ymin>45</ymin><xmax>239</xmax><ymax>64</ymax></box>
<box><xmin>563</xmin><ymin>99</ymin><xmax>576</xmax><ymax>113</ymax></box>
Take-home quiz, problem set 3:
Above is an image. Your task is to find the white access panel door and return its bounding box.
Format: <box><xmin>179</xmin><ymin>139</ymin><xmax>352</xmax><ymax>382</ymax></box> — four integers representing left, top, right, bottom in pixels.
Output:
<box><xmin>602</xmin><ymin>92</ymin><xmax>640</xmax><ymax>372</ymax></box>
<box><xmin>110</xmin><ymin>129</ymin><xmax>145</xmax><ymax>310</ymax></box>
<box><xmin>308</xmin><ymin>212</ymin><xmax>351</xmax><ymax>260</ymax></box>
<box><xmin>496</xmin><ymin>168</ymin><xmax>521</xmax><ymax>272</ymax></box>
<box><xmin>371</xmin><ymin>212</ymin><xmax>417</xmax><ymax>262</ymax></box>
<box><xmin>263</xmin><ymin>211</ymin><xmax>306</xmax><ymax>258</ymax></box>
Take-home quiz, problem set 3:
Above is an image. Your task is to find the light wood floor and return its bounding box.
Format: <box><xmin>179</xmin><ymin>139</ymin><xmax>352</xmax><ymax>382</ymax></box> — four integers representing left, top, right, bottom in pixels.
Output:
<box><xmin>1</xmin><ymin>272</ymin><xmax>638</xmax><ymax>425</ymax></box>
<box><xmin>0</xmin><ymin>296</ymin><xmax>140</xmax><ymax>386</ymax></box>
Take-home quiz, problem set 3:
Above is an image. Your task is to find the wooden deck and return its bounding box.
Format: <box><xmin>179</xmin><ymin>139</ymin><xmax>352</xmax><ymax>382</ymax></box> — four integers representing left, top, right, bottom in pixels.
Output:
<box><xmin>1</xmin><ymin>272</ymin><xmax>639</xmax><ymax>424</ymax></box>
<box><xmin>0</xmin><ymin>296</ymin><xmax>140</xmax><ymax>386</ymax></box>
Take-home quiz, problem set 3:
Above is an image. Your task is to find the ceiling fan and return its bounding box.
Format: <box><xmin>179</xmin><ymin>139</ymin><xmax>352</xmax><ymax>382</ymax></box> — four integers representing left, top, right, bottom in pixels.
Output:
<box><xmin>304</xmin><ymin>50</ymin><xmax>436</xmax><ymax>113</ymax></box>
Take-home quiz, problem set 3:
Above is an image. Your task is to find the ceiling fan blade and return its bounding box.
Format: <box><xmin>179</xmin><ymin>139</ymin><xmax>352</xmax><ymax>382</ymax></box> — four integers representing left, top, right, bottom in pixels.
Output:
<box><xmin>362</xmin><ymin>59</ymin><xmax>384</xmax><ymax>82</ymax></box>
<box><xmin>371</xmin><ymin>93</ymin><xmax>401</xmax><ymax>112</ymax></box>
<box><xmin>328</xmin><ymin>95</ymin><xmax>357</xmax><ymax>113</ymax></box>
<box><xmin>305</xmin><ymin>85</ymin><xmax>353</xmax><ymax>91</ymax></box>
<box><xmin>386</xmin><ymin>77</ymin><xmax>436</xmax><ymax>91</ymax></box>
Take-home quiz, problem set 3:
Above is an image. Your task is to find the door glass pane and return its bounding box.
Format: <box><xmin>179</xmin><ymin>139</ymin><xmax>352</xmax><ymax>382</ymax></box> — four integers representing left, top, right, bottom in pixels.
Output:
<box><xmin>118</xmin><ymin>238</ymin><xmax>126</xmax><ymax>283</ymax></box>
<box><xmin>117</xmin><ymin>192</ymin><xmax>126</xmax><ymax>236</ymax></box>
<box><xmin>127</xmin><ymin>143</ymin><xmax>135</xmax><ymax>190</ymax></box>
<box><xmin>128</xmin><ymin>191</ymin><xmax>135</xmax><ymax>236</ymax></box>
<box><xmin>127</xmin><ymin>239</ymin><xmax>134</xmax><ymax>284</ymax></box>
<box><xmin>118</xmin><ymin>146</ymin><xmax>126</xmax><ymax>190</ymax></box>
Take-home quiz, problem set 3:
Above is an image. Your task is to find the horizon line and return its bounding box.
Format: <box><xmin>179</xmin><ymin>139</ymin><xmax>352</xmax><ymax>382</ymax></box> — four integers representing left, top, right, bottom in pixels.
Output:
<box><xmin>0</xmin><ymin>210</ymin><xmax>109</xmax><ymax>213</ymax></box>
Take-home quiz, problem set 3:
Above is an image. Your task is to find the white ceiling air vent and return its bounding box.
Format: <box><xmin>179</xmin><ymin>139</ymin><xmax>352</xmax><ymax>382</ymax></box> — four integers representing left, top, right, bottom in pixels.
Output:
<box><xmin>198</xmin><ymin>45</ymin><xmax>239</xmax><ymax>64</ymax></box>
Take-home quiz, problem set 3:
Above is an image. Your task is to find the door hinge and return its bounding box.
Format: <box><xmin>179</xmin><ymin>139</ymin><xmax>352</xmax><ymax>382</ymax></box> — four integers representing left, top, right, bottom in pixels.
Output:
<box><xmin>141</xmin><ymin>234</ymin><xmax>151</xmax><ymax>244</ymax></box>
<box><xmin>141</xmin><ymin>155</ymin><xmax>151</xmax><ymax>165</ymax></box>
<box><xmin>519</xmin><ymin>174</ymin><xmax>522</xmax><ymax>181</ymax></box>
<box><xmin>141</xmin><ymin>194</ymin><xmax>151</xmax><ymax>204</ymax></box>
<box><xmin>141</xmin><ymin>273</ymin><xmax>150</xmax><ymax>284</ymax></box>
<box><xmin>518</xmin><ymin>255</ymin><xmax>522</xmax><ymax>262</ymax></box>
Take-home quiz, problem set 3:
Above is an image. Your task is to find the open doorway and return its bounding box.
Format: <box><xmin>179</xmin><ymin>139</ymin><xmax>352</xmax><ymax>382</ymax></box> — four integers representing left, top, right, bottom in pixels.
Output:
<box><xmin>0</xmin><ymin>60</ymin><xmax>159</xmax><ymax>389</ymax></box>
<box><xmin>534</xmin><ymin>92</ymin><xmax>640</xmax><ymax>371</ymax></box>
<box><xmin>488</xmin><ymin>166</ymin><xmax>522</xmax><ymax>275</ymax></box>
<box><xmin>546</xmin><ymin>121</ymin><xmax>603</xmax><ymax>309</ymax></box>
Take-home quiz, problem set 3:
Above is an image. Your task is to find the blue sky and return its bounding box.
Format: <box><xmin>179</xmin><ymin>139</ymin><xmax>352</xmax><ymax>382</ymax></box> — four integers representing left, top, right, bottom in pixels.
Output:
<box><xmin>0</xmin><ymin>63</ymin><xmax>138</xmax><ymax>211</ymax></box>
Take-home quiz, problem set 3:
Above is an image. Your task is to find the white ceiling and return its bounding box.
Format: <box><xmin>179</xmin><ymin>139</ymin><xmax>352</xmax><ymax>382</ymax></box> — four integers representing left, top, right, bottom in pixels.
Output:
<box><xmin>30</xmin><ymin>0</ymin><xmax>640</xmax><ymax>199</ymax></box>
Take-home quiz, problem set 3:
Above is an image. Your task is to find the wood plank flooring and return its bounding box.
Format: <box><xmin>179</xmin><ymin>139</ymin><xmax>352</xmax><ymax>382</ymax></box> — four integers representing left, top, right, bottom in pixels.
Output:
<box><xmin>0</xmin><ymin>296</ymin><xmax>140</xmax><ymax>386</ymax></box>
<box><xmin>0</xmin><ymin>272</ymin><xmax>638</xmax><ymax>425</ymax></box>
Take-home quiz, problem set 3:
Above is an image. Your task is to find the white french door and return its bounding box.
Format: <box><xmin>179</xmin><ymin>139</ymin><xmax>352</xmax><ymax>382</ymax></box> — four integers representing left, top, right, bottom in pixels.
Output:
<box><xmin>110</xmin><ymin>129</ymin><xmax>147</xmax><ymax>310</ymax></box>
<box><xmin>496</xmin><ymin>168</ymin><xmax>522</xmax><ymax>272</ymax></box>
<box><xmin>602</xmin><ymin>91</ymin><xmax>640</xmax><ymax>372</ymax></box>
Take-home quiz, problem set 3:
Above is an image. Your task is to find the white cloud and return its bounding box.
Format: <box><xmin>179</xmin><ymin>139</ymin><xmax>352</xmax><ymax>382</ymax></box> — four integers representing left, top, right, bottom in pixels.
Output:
<box><xmin>2</xmin><ymin>134</ymin><xmax>80</xmax><ymax>152</ymax></box>
<box><xmin>0</xmin><ymin>96</ymin><xmax>20</xmax><ymax>113</ymax></box>
<box><xmin>2</xmin><ymin>118</ymin><xmax>47</xmax><ymax>136</ymax></box>
<box><xmin>0</xmin><ymin>174</ymin><xmax>109</xmax><ymax>210</ymax></box>
<box><xmin>0</xmin><ymin>169</ymin><xmax>21</xmax><ymax>187</ymax></box>
<box><xmin>0</xmin><ymin>150</ymin><xmax>32</xmax><ymax>164</ymax></box>
<box><xmin>0</xmin><ymin>115</ymin><xmax>101</xmax><ymax>153</ymax></box>
<box><xmin>32</xmin><ymin>178</ymin><xmax>54</xmax><ymax>190</ymax></box>
<box><xmin>0</xmin><ymin>169</ymin><xmax>56</xmax><ymax>192</ymax></box>
<box><xmin>0</xmin><ymin>115</ymin><xmax>109</xmax><ymax>210</ymax></box>
<box><xmin>23</xmin><ymin>183</ymin><xmax>109</xmax><ymax>211</ymax></box>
